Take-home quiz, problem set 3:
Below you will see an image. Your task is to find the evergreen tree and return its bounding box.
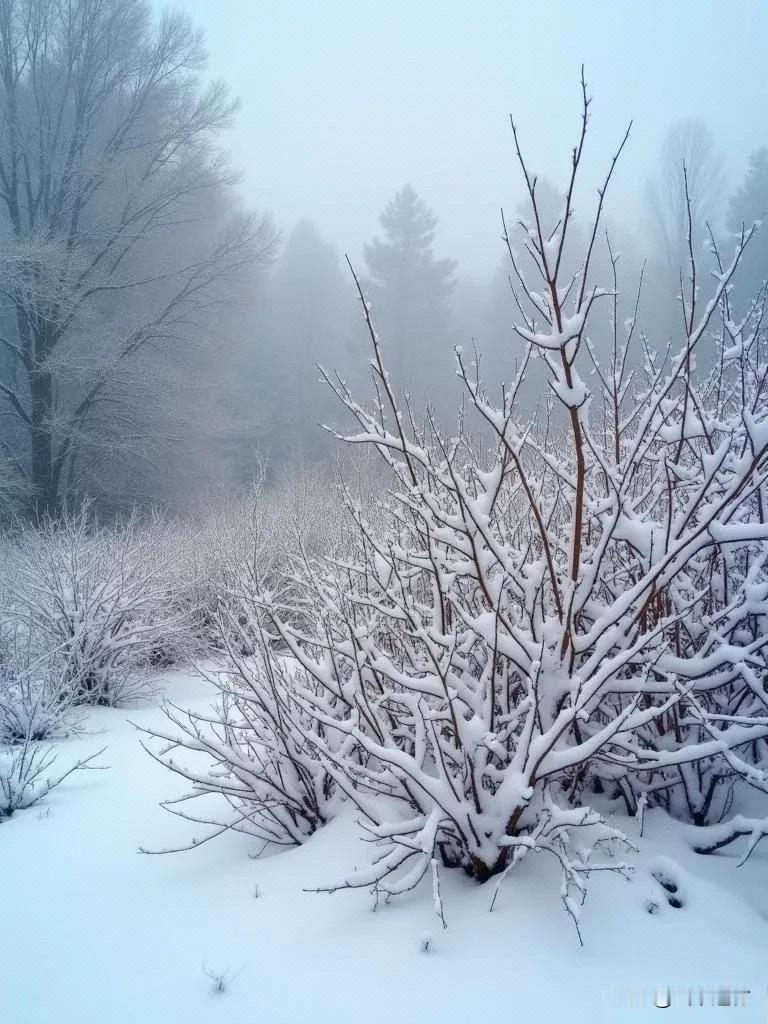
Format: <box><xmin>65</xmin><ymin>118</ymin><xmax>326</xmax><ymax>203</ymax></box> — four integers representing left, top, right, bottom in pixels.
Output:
<box><xmin>364</xmin><ymin>185</ymin><xmax>456</xmax><ymax>399</ymax></box>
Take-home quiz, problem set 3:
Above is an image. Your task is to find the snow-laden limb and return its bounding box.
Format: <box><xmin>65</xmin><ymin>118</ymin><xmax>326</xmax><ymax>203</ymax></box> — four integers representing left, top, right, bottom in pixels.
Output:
<box><xmin>137</xmin><ymin>600</ymin><xmax>340</xmax><ymax>851</ymax></box>
<box><xmin>515</xmin><ymin>805</ymin><xmax>631</xmax><ymax>943</ymax></box>
<box><xmin>491</xmin><ymin>795</ymin><xmax>634</xmax><ymax>943</ymax></box>
<box><xmin>431</xmin><ymin>857</ymin><xmax>447</xmax><ymax>929</ymax></box>
<box><xmin>0</xmin><ymin>737</ymin><xmax>105</xmax><ymax>818</ymax></box>
<box><xmin>685</xmin><ymin>815</ymin><xmax>768</xmax><ymax>864</ymax></box>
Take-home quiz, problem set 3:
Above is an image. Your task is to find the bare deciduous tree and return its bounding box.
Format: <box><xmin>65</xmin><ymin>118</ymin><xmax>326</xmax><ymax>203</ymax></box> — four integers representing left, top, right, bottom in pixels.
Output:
<box><xmin>0</xmin><ymin>0</ymin><xmax>276</xmax><ymax>511</ymax></box>
<box><xmin>646</xmin><ymin>118</ymin><xmax>725</xmax><ymax>275</ymax></box>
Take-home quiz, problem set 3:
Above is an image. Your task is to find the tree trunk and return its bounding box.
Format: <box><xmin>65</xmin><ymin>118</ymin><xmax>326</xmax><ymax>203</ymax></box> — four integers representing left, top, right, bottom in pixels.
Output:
<box><xmin>29</xmin><ymin>366</ymin><xmax>57</xmax><ymax>513</ymax></box>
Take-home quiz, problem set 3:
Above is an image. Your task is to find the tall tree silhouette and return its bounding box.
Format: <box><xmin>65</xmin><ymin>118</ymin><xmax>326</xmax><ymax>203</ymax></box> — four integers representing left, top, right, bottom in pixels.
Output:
<box><xmin>364</xmin><ymin>185</ymin><xmax>456</xmax><ymax>395</ymax></box>
<box><xmin>242</xmin><ymin>221</ymin><xmax>355</xmax><ymax>471</ymax></box>
<box><xmin>0</xmin><ymin>0</ymin><xmax>274</xmax><ymax>512</ymax></box>
<box><xmin>728</xmin><ymin>148</ymin><xmax>768</xmax><ymax>309</ymax></box>
<box><xmin>646</xmin><ymin>120</ymin><xmax>725</xmax><ymax>275</ymax></box>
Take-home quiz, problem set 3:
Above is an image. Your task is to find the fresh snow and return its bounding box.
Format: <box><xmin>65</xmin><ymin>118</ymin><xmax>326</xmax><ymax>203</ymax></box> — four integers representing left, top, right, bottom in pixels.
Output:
<box><xmin>1</xmin><ymin>669</ymin><xmax>767</xmax><ymax>1024</ymax></box>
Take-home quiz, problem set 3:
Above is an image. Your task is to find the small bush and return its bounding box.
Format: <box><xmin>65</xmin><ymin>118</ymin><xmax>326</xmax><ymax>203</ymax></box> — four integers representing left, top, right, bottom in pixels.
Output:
<box><xmin>0</xmin><ymin>734</ymin><xmax>103</xmax><ymax>819</ymax></box>
<box><xmin>0</xmin><ymin>655</ymin><xmax>79</xmax><ymax>745</ymax></box>
<box><xmin>0</xmin><ymin>615</ymin><xmax>80</xmax><ymax>745</ymax></box>
<box><xmin>3</xmin><ymin>503</ymin><xmax>182</xmax><ymax>707</ymax></box>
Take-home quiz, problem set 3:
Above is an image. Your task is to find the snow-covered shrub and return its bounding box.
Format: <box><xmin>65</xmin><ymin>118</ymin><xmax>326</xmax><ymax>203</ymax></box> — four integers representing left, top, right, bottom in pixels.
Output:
<box><xmin>0</xmin><ymin>638</ymin><xmax>79</xmax><ymax>745</ymax></box>
<box><xmin>164</xmin><ymin>482</ymin><xmax>277</xmax><ymax>657</ymax></box>
<box><xmin>3</xmin><ymin>503</ymin><xmax>181</xmax><ymax>707</ymax></box>
<box><xmin>0</xmin><ymin>589</ymin><xmax>79</xmax><ymax>744</ymax></box>
<box><xmin>0</xmin><ymin>733</ymin><xmax>102</xmax><ymax>818</ymax></box>
<box><xmin>0</xmin><ymin>575</ymin><xmax>104</xmax><ymax>820</ymax></box>
<box><xmin>145</xmin><ymin>83</ymin><xmax>768</xmax><ymax>929</ymax></box>
<box><xmin>139</xmin><ymin>608</ymin><xmax>338</xmax><ymax>849</ymax></box>
<box><xmin>137</xmin><ymin>467</ymin><xmax>368</xmax><ymax>848</ymax></box>
<box><xmin>137</xmin><ymin>461</ymin><xmax>383</xmax><ymax>849</ymax></box>
<box><xmin>160</xmin><ymin>459</ymin><xmax>377</xmax><ymax>657</ymax></box>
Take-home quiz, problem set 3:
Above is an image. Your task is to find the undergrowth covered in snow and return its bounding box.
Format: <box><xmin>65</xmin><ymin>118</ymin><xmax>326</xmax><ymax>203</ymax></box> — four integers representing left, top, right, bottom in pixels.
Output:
<box><xmin>2</xmin><ymin>85</ymin><xmax>768</xmax><ymax>1014</ymax></box>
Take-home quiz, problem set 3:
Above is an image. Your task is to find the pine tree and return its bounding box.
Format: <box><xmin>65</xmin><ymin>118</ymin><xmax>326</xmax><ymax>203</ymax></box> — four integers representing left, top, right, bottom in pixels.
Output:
<box><xmin>364</xmin><ymin>185</ymin><xmax>456</xmax><ymax>394</ymax></box>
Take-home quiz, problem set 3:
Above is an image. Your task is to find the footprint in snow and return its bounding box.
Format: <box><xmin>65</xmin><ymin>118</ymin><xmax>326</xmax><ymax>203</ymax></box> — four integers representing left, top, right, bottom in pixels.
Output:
<box><xmin>647</xmin><ymin>856</ymin><xmax>686</xmax><ymax>911</ymax></box>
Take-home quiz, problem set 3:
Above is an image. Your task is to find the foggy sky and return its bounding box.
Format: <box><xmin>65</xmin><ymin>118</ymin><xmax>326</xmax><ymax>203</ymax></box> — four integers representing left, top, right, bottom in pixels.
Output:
<box><xmin>173</xmin><ymin>0</ymin><xmax>768</xmax><ymax>278</ymax></box>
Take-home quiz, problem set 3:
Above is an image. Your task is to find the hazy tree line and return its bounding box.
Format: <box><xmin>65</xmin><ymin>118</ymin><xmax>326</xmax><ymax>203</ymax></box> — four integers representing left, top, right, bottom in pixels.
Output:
<box><xmin>0</xmin><ymin>0</ymin><xmax>275</xmax><ymax>516</ymax></box>
<box><xmin>0</xmin><ymin>1</ymin><xmax>766</xmax><ymax>518</ymax></box>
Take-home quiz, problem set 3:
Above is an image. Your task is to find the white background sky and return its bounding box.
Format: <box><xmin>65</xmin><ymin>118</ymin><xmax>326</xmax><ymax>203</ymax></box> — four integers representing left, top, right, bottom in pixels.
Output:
<box><xmin>170</xmin><ymin>0</ymin><xmax>768</xmax><ymax>278</ymax></box>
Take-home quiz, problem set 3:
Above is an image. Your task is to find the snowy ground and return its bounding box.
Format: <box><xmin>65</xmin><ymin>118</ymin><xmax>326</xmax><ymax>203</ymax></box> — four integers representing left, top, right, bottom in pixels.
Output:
<box><xmin>1</xmin><ymin>670</ymin><xmax>767</xmax><ymax>1024</ymax></box>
